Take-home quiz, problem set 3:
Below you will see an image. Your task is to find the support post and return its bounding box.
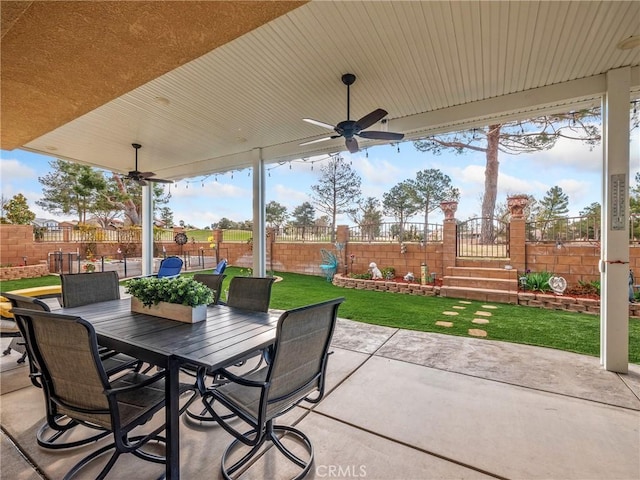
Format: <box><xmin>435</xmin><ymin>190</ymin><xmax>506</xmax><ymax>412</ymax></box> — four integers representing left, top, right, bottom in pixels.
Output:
<box><xmin>252</xmin><ymin>149</ymin><xmax>266</xmax><ymax>277</ymax></box>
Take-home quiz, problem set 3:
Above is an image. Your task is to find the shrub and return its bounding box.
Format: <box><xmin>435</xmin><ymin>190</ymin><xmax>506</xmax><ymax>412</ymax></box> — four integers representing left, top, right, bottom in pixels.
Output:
<box><xmin>381</xmin><ymin>267</ymin><xmax>396</xmax><ymax>280</ymax></box>
<box><xmin>521</xmin><ymin>270</ymin><xmax>553</xmax><ymax>292</ymax></box>
<box><xmin>125</xmin><ymin>276</ymin><xmax>213</xmax><ymax>307</ymax></box>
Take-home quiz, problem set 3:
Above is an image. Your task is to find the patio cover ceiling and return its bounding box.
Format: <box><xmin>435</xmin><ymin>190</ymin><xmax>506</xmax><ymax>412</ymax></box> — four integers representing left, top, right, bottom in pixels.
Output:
<box><xmin>2</xmin><ymin>1</ymin><xmax>639</xmax><ymax>180</ymax></box>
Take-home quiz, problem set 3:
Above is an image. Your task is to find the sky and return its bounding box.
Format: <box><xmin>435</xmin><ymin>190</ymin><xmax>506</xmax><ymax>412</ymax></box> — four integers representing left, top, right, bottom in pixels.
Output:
<box><xmin>1</xmin><ymin>134</ymin><xmax>639</xmax><ymax>228</ymax></box>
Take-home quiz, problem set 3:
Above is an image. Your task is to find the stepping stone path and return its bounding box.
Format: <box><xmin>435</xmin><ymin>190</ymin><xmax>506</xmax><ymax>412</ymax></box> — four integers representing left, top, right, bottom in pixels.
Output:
<box><xmin>437</xmin><ymin>302</ymin><xmax>497</xmax><ymax>337</ymax></box>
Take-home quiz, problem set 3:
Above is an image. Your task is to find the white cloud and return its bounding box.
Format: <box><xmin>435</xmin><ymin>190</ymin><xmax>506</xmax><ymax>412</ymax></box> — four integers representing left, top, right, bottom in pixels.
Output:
<box><xmin>523</xmin><ymin>137</ymin><xmax>603</xmax><ymax>172</ymax></box>
<box><xmin>169</xmin><ymin>180</ymin><xmax>248</xmax><ymax>199</ymax></box>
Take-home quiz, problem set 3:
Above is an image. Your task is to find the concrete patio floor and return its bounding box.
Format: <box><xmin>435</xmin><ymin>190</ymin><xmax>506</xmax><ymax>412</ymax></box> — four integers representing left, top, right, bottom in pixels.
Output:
<box><xmin>1</xmin><ymin>316</ymin><xmax>639</xmax><ymax>480</ymax></box>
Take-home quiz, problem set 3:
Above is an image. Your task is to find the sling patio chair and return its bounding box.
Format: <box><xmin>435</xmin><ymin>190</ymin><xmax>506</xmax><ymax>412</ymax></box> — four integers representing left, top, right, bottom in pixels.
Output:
<box><xmin>213</xmin><ymin>258</ymin><xmax>228</xmax><ymax>275</ymax></box>
<box><xmin>193</xmin><ymin>273</ymin><xmax>227</xmax><ymax>306</ymax></box>
<box><xmin>60</xmin><ymin>271</ymin><xmax>122</xmax><ymax>308</ymax></box>
<box><xmin>1</xmin><ymin>293</ymin><xmax>51</xmax><ymax>364</ymax></box>
<box><xmin>186</xmin><ymin>276</ymin><xmax>276</xmax><ymax>422</ymax></box>
<box><xmin>203</xmin><ymin>297</ymin><xmax>344</xmax><ymax>480</ymax></box>
<box><xmin>12</xmin><ymin>308</ymin><xmax>197</xmax><ymax>479</ymax></box>
<box><xmin>155</xmin><ymin>255</ymin><xmax>183</xmax><ymax>278</ymax></box>
<box><xmin>5</xmin><ymin>292</ymin><xmax>143</xmax><ymax>450</ymax></box>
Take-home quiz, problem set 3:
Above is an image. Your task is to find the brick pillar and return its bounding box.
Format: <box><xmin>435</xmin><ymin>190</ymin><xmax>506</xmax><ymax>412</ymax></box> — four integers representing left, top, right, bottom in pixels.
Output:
<box><xmin>214</xmin><ymin>229</ymin><xmax>223</xmax><ymax>261</ymax></box>
<box><xmin>442</xmin><ymin>218</ymin><xmax>457</xmax><ymax>276</ymax></box>
<box><xmin>509</xmin><ymin>218</ymin><xmax>526</xmax><ymax>272</ymax></box>
<box><xmin>507</xmin><ymin>195</ymin><xmax>528</xmax><ymax>272</ymax></box>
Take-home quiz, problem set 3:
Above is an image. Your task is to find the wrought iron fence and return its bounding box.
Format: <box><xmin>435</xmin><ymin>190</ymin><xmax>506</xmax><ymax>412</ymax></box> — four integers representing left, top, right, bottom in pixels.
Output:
<box><xmin>272</xmin><ymin>225</ymin><xmax>334</xmax><ymax>242</ymax></box>
<box><xmin>33</xmin><ymin>226</ymin><xmax>176</xmax><ymax>243</ymax></box>
<box><xmin>221</xmin><ymin>229</ymin><xmax>253</xmax><ymax>243</ymax></box>
<box><xmin>456</xmin><ymin>217</ymin><xmax>509</xmax><ymax>258</ymax></box>
<box><xmin>525</xmin><ymin>216</ymin><xmax>601</xmax><ymax>243</ymax></box>
<box><xmin>348</xmin><ymin>222</ymin><xmax>443</xmax><ymax>243</ymax></box>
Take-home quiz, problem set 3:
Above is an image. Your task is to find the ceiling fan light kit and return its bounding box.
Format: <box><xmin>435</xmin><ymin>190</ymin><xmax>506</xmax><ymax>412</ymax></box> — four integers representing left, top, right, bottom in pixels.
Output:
<box><xmin>301</xmin><ymin>73</ymin><xmax>404</xmax><ymax>153</ymax></box>
<box><xmin>125</xmin><ymin>143</ymin><xmax>173</xmax><ymax>185</ymax></box>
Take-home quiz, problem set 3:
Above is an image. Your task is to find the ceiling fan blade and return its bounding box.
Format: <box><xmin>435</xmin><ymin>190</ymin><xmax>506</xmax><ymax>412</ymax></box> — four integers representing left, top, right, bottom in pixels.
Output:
<box><xmin>354</xmin><ymin>108</ymin><xmax>388</xmax><ymax>131</ymax></box>
<box><xmin>303</xmin><ymin>118</ymin><xmax>336</xmax><ymax>130</ymax></box>
<box><xmin>147</xmin><ymin>178</ymin><xmax>174</xmax><ymax>184</ymax></box>
<box><xmin>300</xmin><ymin>136</ymin><xmax>336</xmax><ymax>146</ymax></box>
<box><xmin>138</xmin><ymin>179</ymin><xmax>148</xmax><ymax>186</ymax></box>
<box><xmin>345</xmin><ymin>137</ymin><xmax>359</xmax><ymax>154</ymax></box>
<box><xmin>358</xmin><ymin>130</ymin><xmax>405</xmax><ymax>141</ymax></box>
<box><xmin>139</xmin><ymin>171</ymin><xmax>156</xmax><ymax>178</ymax></box>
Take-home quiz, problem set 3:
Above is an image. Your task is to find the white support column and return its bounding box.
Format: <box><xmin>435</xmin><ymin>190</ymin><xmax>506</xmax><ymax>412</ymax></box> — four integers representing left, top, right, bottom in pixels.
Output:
<box><xmin>601</xmin><ymin>67</ymin><xmax>631</xmax><ymax>373</ymax></box>
<box><xmin>252</xmin><ymin>149</ymin><xmax>266</xmax><ymax>277</ymax></box>
<box><xmin>141</xmin><ymin>184</ymin><xmax>154</xmax><ymax>276</ymax></box>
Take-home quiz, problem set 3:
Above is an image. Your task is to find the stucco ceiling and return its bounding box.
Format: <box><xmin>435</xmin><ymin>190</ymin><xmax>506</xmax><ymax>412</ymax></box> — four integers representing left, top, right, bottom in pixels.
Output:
<box><xmin>2</xmin><ymin>1</ymin><xmax>639</xmax><ymax>180</ymax></box>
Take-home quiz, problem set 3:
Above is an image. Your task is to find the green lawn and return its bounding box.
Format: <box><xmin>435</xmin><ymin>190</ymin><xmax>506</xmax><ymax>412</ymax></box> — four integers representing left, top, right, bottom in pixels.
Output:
<box><xmin>2</xmin><ymin>268</ymin><xmax>639</xmax><ymax>363</ymax></box>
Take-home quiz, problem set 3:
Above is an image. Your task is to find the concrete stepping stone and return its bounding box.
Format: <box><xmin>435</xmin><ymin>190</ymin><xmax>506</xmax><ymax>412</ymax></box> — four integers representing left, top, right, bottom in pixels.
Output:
<box><xmin>435</xmin><ymin>321</ymin><xmax>453</xmax><ymax>327</ymax></box>
<box><xmin>452</xmin><ymin>305</ymin><xmax>466</xmax><ymax>309</ymax></box>
<box><xmin>472</xmin><ymin>318</ymin><xmax>490</xmax><ymax>324</ymax></box>
<box><xmin>459</xmin><ymin>300</ymin><xmax>472</xmax><ymax>304</ymax></box>
<box><xmin>442</xmin><ymin>311</ymin><xmax>459</xmax><ymax>316</ymax></box>
<box><xmin>482</xmin><ymin>305</ymin><xmax>498</xmax><ymax>309</ymax></box>
<box><xmin>474</xmin><ymin>311</ymin><xmax>492</xmax><ymax>317</ymax></box>
<box><xmin>468</xmin><ymin>329</ymin><xmax>487</xmax><ymax>337</ymax></box>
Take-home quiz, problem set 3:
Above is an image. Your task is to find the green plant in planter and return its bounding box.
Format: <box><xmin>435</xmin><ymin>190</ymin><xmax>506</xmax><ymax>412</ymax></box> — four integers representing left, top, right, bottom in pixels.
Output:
<box><xmin>125</xmin><ymin>276</ymin><xmax>213</xmax><ymax>308</ymax></box>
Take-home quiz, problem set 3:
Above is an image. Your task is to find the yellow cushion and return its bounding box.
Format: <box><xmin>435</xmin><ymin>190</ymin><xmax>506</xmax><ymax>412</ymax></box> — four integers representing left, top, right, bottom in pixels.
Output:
<box><xmin>0</xmin><ymin>285</ymin><xmax>62</xmax><ymax>319</ymax></box>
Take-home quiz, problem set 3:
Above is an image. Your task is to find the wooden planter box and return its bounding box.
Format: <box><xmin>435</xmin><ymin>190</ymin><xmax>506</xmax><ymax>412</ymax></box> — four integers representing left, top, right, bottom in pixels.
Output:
<box><xmin>130</xmin><ymin>297</ymin><xmax>207</xmax><ymax>323</ymax></box>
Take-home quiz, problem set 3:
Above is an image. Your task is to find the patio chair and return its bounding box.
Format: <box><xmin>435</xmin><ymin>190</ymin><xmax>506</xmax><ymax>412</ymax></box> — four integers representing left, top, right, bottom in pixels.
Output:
<box><xmin>156</xmin><ymin>255</ymin><xmax>183</xmax><ymax>278</ymax></box>
<box><xmin>319</xmin><ymin>248</ymin><xmax>339</xmax><ymax>281</ymax></box>
<box><xmin>12</xmin><ymin>308</ymin><xmax>196</xmax><ymax>479</ymax></box>
<box><xmin>186</xmin><ymin>276</ymin><xmax>276</xmax><ymax>422</ymax></box>
<box><xmin>193</xmin><ymin>273</ymin><xmax>226</xmax><ymax>305</ymax></box>
<box><xmin>203</xmin><ymin>297</ymin><xmax>344</xmax><ymax>480</ymax></box>
<box><xmin>5</xmin><ymin>292</ymin><xmax>143</xmax><ymax>450</ymax></box>
<box><xmin>1</xmin><ymin>292</ymin><xmax>50</xmax><ymax>364</ymax></box>
<box><xmin>213</xmin><ymin>258</ymin><xmax>228</xmax><ymax>275</ymax></box>
<box><xmin>60</xmin><ymin>271</ymin><xmax>121</xmax><ymax>308</ymax></box>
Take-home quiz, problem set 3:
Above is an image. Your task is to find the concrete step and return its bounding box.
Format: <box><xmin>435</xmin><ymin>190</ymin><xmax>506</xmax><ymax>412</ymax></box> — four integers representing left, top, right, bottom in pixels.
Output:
<box><xmin>443</xmin><ymin>276</ymin><xmax>518</xmax><ymax>290</ymax></box>
<box><xmin>454</xmin><ymin>258</ymin><xmax>512</xmax><ymax>269</ymax></box>
<box><xmin>447</xmin><ymin>266</ymin><xmax>518</xmax><ymax>280</ymax></box>
<box><xmin>439</xmin><ymin>286</ymin><xmax>519</xmax><ymax>304</ymax></box>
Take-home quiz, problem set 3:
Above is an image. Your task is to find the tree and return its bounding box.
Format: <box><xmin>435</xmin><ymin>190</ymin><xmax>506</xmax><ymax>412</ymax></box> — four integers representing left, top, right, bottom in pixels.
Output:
<box><xmin>37</xmin><ymin>159</ymin><xmax>107</xmax><ymax>223</ymax></box>
<box><xmin>577</xmin><ymin>202</ymin><xmax>601</xmax><ymax>240</ymax></box>
<box><xmin>3</xmin><ymin>193</ymin><xmax>36</xmax><ymax>224</ymax></box>
<box><xmin>158</xmin><ymin>207</ymin><xmax>174</xmax><ymax>228</ymax></box>
<box><xmin>382</xmin><ymin>181</ymin><xmax>420</xmax><ymax>242</ymax></box>
<box><xmin>537</xmin><ymin>186</ymin><xmax>569</xmax><ymax>241</ymax></box>
<box><xmin>310</xmin><ymin>156</ymin><xmax>361</xmax><ymax>242</ymax></box>
<box><xmin>109</xmin><ymin>174</ymin><xmax>170</xmax><ymax>225</ymax></box>
<box><xmin>349</xmin><ymin>196</ymin><xmax>383</xmax><ymax>241</ymax></box>
<box><xmin>413</xmin><ymin>109</ymin><xmax>600</xmax><ymax>241</ymax></box>
<box><xmin>409</xmin><ymin>169</ymin><xmax>459</xmax><ymax>242</ymax></box>
<box><xmin>266</xmin><ymin>201</ymin><xmax>288</xmax><ymax>229</ymax></box>
<box><xmin>291</xmin><ymin>202</ymin><xmax>315</xmax><ymax>226</ymax></box>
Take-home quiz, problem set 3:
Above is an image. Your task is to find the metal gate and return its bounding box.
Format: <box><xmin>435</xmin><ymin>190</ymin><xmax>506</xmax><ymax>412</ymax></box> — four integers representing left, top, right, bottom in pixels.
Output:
<box><xmin>456</xmin><ymin>217</ymin><xmax>509</xmax><ymax>258</ymax></box>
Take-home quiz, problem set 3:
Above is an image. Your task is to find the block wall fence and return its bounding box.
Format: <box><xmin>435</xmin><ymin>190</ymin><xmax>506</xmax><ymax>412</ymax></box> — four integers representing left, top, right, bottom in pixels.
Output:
<box><xmin>1</xmin><ymin>223</ymin><xmax>639</xmax><ymax>287</ymax></box>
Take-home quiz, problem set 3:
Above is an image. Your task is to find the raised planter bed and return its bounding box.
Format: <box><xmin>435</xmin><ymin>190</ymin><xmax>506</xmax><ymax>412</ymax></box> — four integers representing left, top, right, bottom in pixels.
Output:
<box><xmin>333</xmin><ymin>274</ymin><xmax>638</xmax><ymax>318</ymax></box>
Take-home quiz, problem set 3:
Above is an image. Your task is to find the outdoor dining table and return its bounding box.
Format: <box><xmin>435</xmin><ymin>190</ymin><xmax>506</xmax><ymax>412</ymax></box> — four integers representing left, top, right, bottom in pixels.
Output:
<box><xmin>59</xmin><ymin>298</ymin><xmax>279</xmax><ymax>479</ymax></box>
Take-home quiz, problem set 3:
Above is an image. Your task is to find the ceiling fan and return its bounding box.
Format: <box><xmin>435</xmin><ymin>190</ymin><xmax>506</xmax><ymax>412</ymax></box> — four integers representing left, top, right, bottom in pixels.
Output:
<box><xmin>124</xmin><ymin>143</ymin><xmax>173</xmax><ymax>185</ymax></box>
<box><xmin>300</xmin><ymin>73</ymin><xmax>404</xmax><ymax>154</ymax></box>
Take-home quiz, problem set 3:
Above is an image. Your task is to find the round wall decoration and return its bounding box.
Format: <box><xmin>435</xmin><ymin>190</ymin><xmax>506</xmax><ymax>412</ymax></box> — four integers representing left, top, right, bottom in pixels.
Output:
<box><xmin>174</xmin><ymin>232</ymin><xmax>188</xmax><ymax>245</ymax></box>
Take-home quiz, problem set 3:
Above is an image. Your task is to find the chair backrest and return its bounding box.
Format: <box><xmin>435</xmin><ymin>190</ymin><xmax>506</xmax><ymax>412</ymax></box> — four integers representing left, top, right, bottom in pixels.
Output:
<box><xmin>193</xmin><ymin>273</ymin><xmax>227</xmax><ymax>305</ymax></box>
<box><xmin>265</xmin><ymin>298</ymin><xmax>344</xmax><ymax>419</ymax></box>
<box><xmin>157</xmin><ymin>256</ymin><xmax>183</xmax><ymax>278</ymax></box>
<box><xmin>226</xmin><ymin>276</ymin><xmax>276</xmax><ymax>312</ymax></box>
<box><xmin>2</xmin><ymin>292</ymin><xmax>52</xmax><ymax>386</ymax></box>
<box><xmin>61</xmin><ymin>271</ymin><xmax>121</xmax><ymax>307</ymax></box>
<box><xmin>11</xmin><ymin>308</ymin><xmax>113</xmax><ymax>429</ymax></box>
<box><xmin>213</xmin><ymin>258</ymin><xmax>227</xmax><ymax>275</ymax></box>
<box><xmin>2</xmin><ymin>292</ymin><xmax>51</xmax><ymax>313</ymax></box>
